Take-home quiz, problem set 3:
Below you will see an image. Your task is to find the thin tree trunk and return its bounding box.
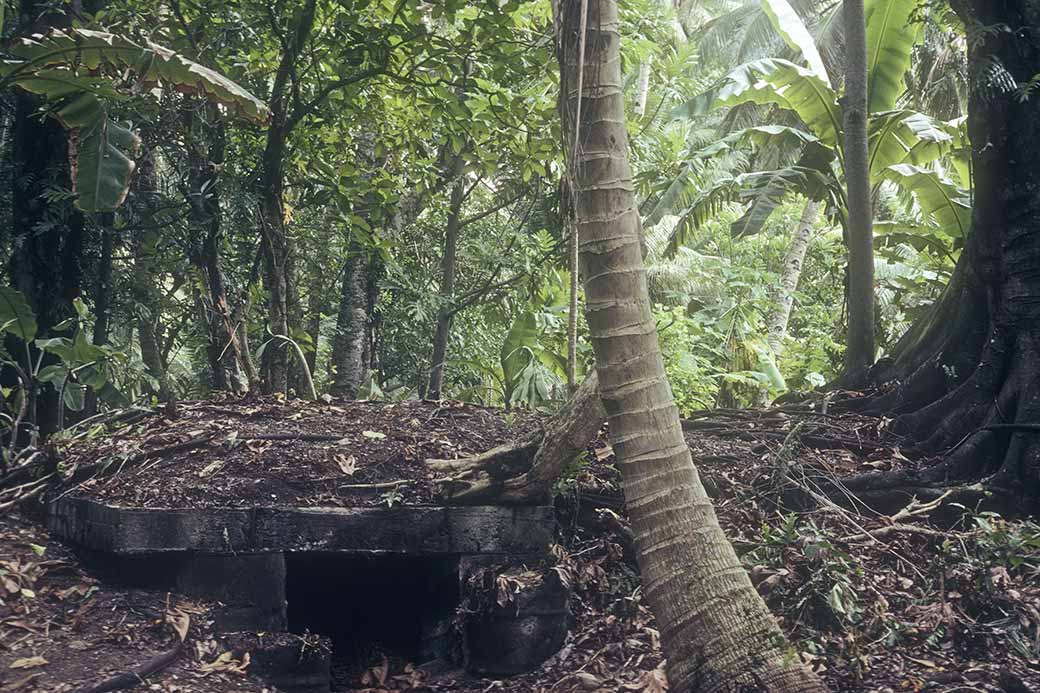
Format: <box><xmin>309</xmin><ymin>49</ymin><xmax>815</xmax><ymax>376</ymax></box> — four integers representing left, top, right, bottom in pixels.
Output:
<box><xmin>131</xmin><ymin>234</ymin><xmax>167</xmax><ymax>400</ymax></box>
<box><xmin>566</xmin><ymin>216</ymin><xmax>579</xmax><ymax>393</ymax></box>
<box><xmin>329</xmin><ymin>243</ymin><xmax>368</xmax><ymax>399</ymax></box>
<box><xmin>258</xmin><ymin>0</ymin><xmax>317</xmax><ymax>395</ymax></box>
<box><xmin>557</xmin><ymin>2</ymin><xmax>825</xmax><ymax>690</ymax></box>
<box><xmin>634</xmin><ymin>60</ymin><xmax>651</xmax><ymax>116</ymax></box>
<box><xmin>185</xmin><ymin>106</ymin><xmax>251</xmax><ymax>392</ymax></box>
<box><xmin>767</xmin><ymin>200</ymin><xmax>819</xmax><ymax>357</ymax></box>
<box><xmin>92</xmin><ymin>218</ymin><xmax>115</xmax><ymax>349</ymax></box>
<box><xmin>83</xmin><ymin>217</ymin><xmax>115</xmax><ymax>417</ymax></box>
<box><xmin>842</xmin><ymin>0</ymin><xmax>875</xmax><ymax>376</ymax></box>
<box><xmin>365</xmin><ymin>254</ymin><xmax>383</xmax><ymax>381</ymax></box>
<box><xmin>304</xmin><ymin>272</ymin><xmax>323</xmax><ymax>380</ymax></box>
<box><xmin>427</xmin><ymin>175</ymin><xmax>465</xmax><ymax>400</ymax></box>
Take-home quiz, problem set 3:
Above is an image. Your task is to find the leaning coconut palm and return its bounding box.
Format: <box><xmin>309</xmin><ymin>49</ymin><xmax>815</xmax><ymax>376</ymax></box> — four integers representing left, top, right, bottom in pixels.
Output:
<box><xmin>554</xmin><ymin>0</ymin><xmax>826</xmax><ymax>689</ymax></box>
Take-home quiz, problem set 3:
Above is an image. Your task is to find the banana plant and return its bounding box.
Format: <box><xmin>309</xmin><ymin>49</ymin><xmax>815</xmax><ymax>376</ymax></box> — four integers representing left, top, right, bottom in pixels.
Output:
<box><xmin>1</xmin><ymin>28</ymin><xmax>268</xmax><ymax>212</ymax></box>
<box><xmin>654</xmin><ymin>0</ymin><xmax>969</xmax><ymax>252</ymax></box>
<box><xmin>1</xmin><ymin>289</ymin><xmax>133</xmax><ymax>456</ymax></box>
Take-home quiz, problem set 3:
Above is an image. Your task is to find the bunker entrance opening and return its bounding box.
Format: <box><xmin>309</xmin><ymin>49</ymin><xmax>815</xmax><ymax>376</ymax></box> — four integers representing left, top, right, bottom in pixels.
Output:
<box><xmin>285</xmin><ymin>553</ymin><xmax>460</xmax><ymax>683</ymax></box>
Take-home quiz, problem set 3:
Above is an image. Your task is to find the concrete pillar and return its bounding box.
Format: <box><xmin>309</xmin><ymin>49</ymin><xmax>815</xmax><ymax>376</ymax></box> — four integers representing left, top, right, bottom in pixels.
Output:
<box><xmin>175</xmin><ymin>552</ymin><xmax>287</xmax><ymax>632</ymax></box>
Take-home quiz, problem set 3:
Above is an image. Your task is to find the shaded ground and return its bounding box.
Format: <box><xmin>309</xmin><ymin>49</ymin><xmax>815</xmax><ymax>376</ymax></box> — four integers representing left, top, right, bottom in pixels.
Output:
<box><xmin>58</xmin><ymin>397</ymin><xmax>540</xmax><ymax>508</ymax></box>
<box><xmin>0</xmin><ymin>511</ymin><xmax>271</xmax><ymax>692</ymax></box>
<box><xmin>5</xmin><ymin>398</ymin><xmax>1040</xmax><ymax>691</ymax></box>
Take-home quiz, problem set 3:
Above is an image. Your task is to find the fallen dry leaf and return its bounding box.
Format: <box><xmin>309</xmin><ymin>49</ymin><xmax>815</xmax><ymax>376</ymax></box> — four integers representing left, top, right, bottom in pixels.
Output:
<box><xmin>360</xmin><ymin>655</ymin><xmax>389</xmax><ymax>686</ymax></box>
<box><xmin>336</xmin><ymin>454</ymin><xmax>357</xmax><ymax>476</ymax></box>
<box><xmin>168</xmin><ymin>608</ymin><xmax>190</xmax><ymax>642</ymax></box>
<box><xmin>199</xmin><ymin>651</ymin><xmax>250</xmax><ymax>675</ymax></box>
<box><xmin>8</xmin><ymin>656</ymin><xmax>47</xmax><ymax>670</ymax></box>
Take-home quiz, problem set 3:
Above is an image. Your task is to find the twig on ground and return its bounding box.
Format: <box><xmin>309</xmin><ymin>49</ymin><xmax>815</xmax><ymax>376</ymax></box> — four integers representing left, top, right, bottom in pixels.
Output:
<box><xmin>0</xmin><ymin>473</ymin><xmax>54</xmax><ymax>510</ymax></box>
<box><xmin>338</xmin><ymin>479</ymin><xmax>410</xmax><ymax>490</ymax></box>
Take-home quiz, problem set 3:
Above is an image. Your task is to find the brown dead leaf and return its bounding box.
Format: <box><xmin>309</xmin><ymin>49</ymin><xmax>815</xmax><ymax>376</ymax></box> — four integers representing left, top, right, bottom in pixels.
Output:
<box><xmin>623</xmin><ymin>664</ymin><xmax>667</xmax><ymax>692</ymax></box>
<box><xmin>361</xmin><ymin>655</ymin><xmax>389</xmax><ymax>686</ymax></box>
<box><xmin>594</xmin><ymin>444</ymin><xmax>614</xmax><ymax>461</ymax></box>
<box><xmin>372</xmin><ymin>654</ymin><xmax>389</xmax><ymax>686</ymax></box>
<box><xmin>575</xmin><ymin>672</ymin><xmax>602</xmax><ymax>689</ymax></box>
<box><xmin>55</xmin><ymin>583</ymin><xmax>93</xmax><ymax>600</ymax></box>
<box><xmin>1</xmin><ymin>619</ymin><xmax>43</xmax><ymax>635</ymax></box>
<box><xmin>199</xmin><ymin>651</ymin><xmax>250</xmax><ymax>675</ymax></box>
<box><xmin>8</xmin><ymin>656</ymin><xmax>47</xmax><ymax>670</ymax></box>
<box><xmin>647</xmin><ymin>666</ymin><xmax>669</xmax><ymax>693</ymax></box>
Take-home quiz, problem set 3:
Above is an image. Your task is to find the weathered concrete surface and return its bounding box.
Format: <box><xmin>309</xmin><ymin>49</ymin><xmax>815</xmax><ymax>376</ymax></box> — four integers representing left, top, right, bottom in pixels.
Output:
<box><xmin>464</xmin><ymin>568</ymin><xmax>570</xmax><ymax>676</ymax></box>
<box><xmin>175</xmin><ymin>553</ymin><xmax>287</xmax><ymax>632</ymax></box>
<box><xmin>47</xmin><ymin>498</ymin><xmax>567</xmax><ymax>682</ymax></box>
<box><xmin>47</xmin><ymin>498</ymin><xmax>554</xmax><ymax>555</ymax></box>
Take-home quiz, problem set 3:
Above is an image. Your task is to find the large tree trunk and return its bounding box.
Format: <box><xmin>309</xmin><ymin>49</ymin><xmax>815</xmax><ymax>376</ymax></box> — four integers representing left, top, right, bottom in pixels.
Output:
<box><xmin>556</xmin><ymin>2</ymin><xmax>824</xmax><ymax>690</ymax></box>
<box><xmin>842</xmin><ymin>0</ymin><xmax>875</xmax><ymax>376</ymax></box>
<box><xmin>842</xmin><ymin>0</ymin><xmax>1040</xmax><ymax>514</ymax></box>
<box><xmin>767</xmin><ymin>200</ymin><xmax>819</xmax><ymax>357</ymax></box>
<box><xmin>7</xmin><ymin>72</ymin><xmax>86</xmax><ymax>438</ymax></box>
<box><xmin>427</xmin><ymin>174</ymin><xmax>465</xmax><ymax>400</ymax></box>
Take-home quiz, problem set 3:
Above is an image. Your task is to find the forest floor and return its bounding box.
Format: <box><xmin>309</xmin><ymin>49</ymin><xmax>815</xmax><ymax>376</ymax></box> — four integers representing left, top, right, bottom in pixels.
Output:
<box><xmin>2</xmin><ymin>397</ymin><xmax>1040</xmax><ymax>692</ymax></box>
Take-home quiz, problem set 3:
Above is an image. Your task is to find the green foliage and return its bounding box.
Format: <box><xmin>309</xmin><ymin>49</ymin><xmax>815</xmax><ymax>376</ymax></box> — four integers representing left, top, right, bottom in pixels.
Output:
<box><xmin>0</xmin><ymin>288</ymin><xmax>39</xmax><ymax>343</ymax></box>
<box><xmin>2</xmin><ymin>28</ymin><xmax>266</xmax><ymax>211</ymax></box>
<box><xmin>660</xmin><ymin>3</ymin><xmax>968</xmax><ymax>262</ymax></box>
<box><xmin>864</xmin><ymin>0</ymin><xmax>922</xmax><ymax>112</ymax></box>
<box><xmin>0</xmin><ymin>292</ymin><xmax>131</xmax><ymax>421</ymax></box>
<box><xmin>0</xmin><ymin>0</ymin><xmax>968</xmax><ymax>437</ymax></box>
<box><xmin>970</xmin><ymin>513</ymin><xmax>1040</xmax><ymax>572</ymax></box>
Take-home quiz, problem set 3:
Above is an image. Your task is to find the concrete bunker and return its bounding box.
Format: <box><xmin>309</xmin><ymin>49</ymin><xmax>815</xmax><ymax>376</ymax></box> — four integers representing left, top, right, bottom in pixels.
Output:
<box><xmin>48</xmin><ymin>497</ymin><xmax>569</xmax><ymax>690</ymax></box>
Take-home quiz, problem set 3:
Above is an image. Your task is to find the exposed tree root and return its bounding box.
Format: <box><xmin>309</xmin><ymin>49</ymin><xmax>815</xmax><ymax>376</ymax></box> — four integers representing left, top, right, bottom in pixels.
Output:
<box><xmin>428</xmin><ymin>372</ymin><xmax>606</xmax><ymax>504</ymax></box>
<box><xmin>72</xmin><ymin>642</ymin><xmax>183</xmax><ymax>693</ymax></box>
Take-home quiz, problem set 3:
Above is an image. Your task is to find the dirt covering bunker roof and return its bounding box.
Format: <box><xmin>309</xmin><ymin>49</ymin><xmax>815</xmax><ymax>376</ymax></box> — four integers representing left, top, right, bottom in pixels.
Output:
<box><xmin>47</xmin><ymin>397</ymin><xmax>553</xmax><ymax>556</ymax></box>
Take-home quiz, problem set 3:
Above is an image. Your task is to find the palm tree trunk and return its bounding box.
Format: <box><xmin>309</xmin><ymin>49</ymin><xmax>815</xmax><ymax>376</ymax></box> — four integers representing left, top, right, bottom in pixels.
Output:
<box><xmin>557</xmin><ymin>1</ymin><xmax>826</xmax><ymax>690</ymax></box>
<box><xmin>842</xmin><ymin>0</ymin><xmax>875</xmax><ymax>376</ymax></box>
<box><xmin>767</xmin><ymin>200</ymin><xmax>819</xmax><ymax>357</ymax></box>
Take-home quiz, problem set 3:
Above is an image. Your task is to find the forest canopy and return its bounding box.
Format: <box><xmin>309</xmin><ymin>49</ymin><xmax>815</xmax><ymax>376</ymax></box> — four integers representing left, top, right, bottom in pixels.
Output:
<box><xmin>0</xmin><ymin>0</ymin><xmax>967</xmax><ymax>420</ymax></box>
